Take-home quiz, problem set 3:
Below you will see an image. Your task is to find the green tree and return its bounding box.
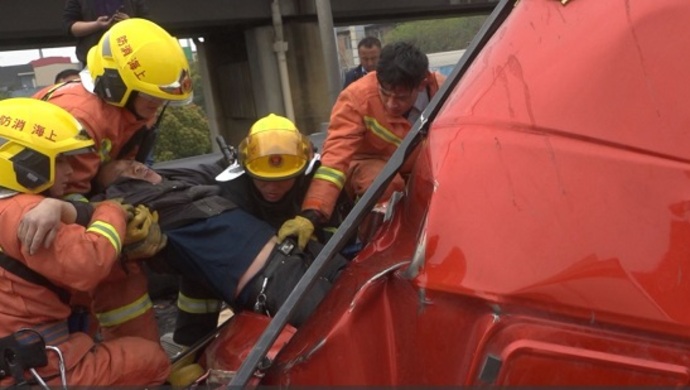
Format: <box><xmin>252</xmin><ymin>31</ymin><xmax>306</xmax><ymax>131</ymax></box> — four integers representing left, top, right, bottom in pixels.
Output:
<box><xmin>384</xmin><ymin>15</ymin><xmax>487</xmax><ymax>53</ymax></box>
<box><xmin>189</xmin><ymin>61</ymin><xmax>206</xmax><ymax>112</ymax></box>
<box><xmin>153</xmin><ymin>103</ymin><xmax>212</xmax><ymax>162</ymax></box>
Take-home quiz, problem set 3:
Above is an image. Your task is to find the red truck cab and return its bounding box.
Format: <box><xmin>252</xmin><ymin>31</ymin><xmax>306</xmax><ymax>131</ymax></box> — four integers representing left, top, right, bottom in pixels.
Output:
<box><xmin>202</xmin><ymin>0</ymin><xmax>690</xmax><ymax>385</ymax></box>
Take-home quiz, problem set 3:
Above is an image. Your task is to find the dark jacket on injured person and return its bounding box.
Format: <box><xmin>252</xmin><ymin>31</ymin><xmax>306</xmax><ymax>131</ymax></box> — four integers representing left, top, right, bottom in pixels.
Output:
<box><xmin>91</xmin><ymin>171</ymin><xmax>276</xmax><ymax>307</ymax></box>
<box><xmin>95</xmin><ymin>177</ymin><xmax>236</xmax><ymax>230</ymax></box>
<box><xmin>92</xmin><ymin>164</ymin><xmax>344</xmax><ymax>332</ymax></box>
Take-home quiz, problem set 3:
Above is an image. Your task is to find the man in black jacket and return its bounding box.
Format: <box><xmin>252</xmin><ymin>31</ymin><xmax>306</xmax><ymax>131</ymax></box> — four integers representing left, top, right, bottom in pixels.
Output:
<box><xmin>95</xmin><ymin>159</ymin><xmax>346</xmax><ymax>345</ymax></box>
<box><xmin>342</xmin><ymin>36</ymin><xmax>382</xmax><ymax>89</ymax></box>
<box><xmin>63</xmin><ymin>0</ymin><xmax>150</xmax><ymax>67</ymax></box>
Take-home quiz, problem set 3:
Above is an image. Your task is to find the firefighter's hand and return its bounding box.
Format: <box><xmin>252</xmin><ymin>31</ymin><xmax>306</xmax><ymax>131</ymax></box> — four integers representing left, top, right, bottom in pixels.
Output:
<box><xmin>19</xmin><ymin>198</ymin><xmax>76</xmax><ymax>255</ymax></box>
<box><xmin>278</xmin><ymin>215</ymin><xmax>315</xmax><ymax>250</ymax></box>
<box><xmin>123</xmin><ymin>222</ymin><xmax>167</xmax><ymax>260</ymax></box>
<box><xmin>124</xmin><ymin>204</ymin><xmax>158</xmax><ymax>245</ymax></box>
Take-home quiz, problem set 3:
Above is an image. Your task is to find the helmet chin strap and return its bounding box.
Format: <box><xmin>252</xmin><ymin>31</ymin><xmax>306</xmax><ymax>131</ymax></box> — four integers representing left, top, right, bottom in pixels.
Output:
<box><xmin>124</xmin><ymin>92</ymin><xmax>145</xmax><ymax>120</ymax></box>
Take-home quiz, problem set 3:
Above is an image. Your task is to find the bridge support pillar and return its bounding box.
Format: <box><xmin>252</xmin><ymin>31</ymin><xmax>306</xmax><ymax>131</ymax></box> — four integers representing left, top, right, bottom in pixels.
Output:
<box><xmin>199</xmin><ymin>20</ymin><xmax>334</xmax><ymax>147</ymax></box>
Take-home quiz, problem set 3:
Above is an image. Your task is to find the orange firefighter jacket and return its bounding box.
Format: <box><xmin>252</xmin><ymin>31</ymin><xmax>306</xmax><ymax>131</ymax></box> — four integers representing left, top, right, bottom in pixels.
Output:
<box><xmin>302</xmin><ymin>71</ymin><xmax>445</xmax><ymax>219</ymax></box>
<box><xmin>33</xmin><ymin>82</ymin><xmax>155</xmax><ymax>196</ymax></box>
<box><xmin>33</xmin><ymin>82</ymin><xmax>159</xmax><ymax>343</ymax></box>
<box><xmin>0</xmin><ymin>195</ymin><xmax>127</xmax><ymax>380</ymax></box>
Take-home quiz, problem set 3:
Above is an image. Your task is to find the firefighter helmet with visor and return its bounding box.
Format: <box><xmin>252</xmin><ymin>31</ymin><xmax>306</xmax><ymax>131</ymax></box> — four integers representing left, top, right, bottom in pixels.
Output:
<box><xmin>238</xmin><ymin>114</ymin><xmax>313</xmax><ymax>181</ymax></box>
<box><xmin>84</xmin><ymin>18</ymin><xmax>193</xmax><ymax>107</ymax></box>
<box><xmin>0</xmin><ymin>98</ymin><xmax>94</xmax><ymax>194</ymax></box>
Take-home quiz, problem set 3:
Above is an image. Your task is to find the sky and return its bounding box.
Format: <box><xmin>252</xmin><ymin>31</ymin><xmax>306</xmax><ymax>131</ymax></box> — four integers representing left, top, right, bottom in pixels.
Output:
<box><xmin>0</xmin><ymin>39</ymin><xmax>196</xmax><ymax>67</ymax></box>
<box><xmin>0</xmin><ymin>47</ymin><xmax>78</xmax><ymax>66</ymax></box>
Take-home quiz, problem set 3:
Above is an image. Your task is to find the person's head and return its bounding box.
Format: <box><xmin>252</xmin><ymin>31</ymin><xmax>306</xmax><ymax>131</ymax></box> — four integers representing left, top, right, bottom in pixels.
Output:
<box><xmin>376</xmin><ymin>42</ymin><xmax>430</xmax><ymax>117</ymax></box>
<box><xmin>357</xmin><ymin>36</ymin><xmax>382</xmax><ymax>73</ymax></box>
<box><xmin>54</xmin><ymin>68</ymin><xmax>81</xmax><ymax>84</ymax></box>
<box><xmin>97</xmin><ymin>159</ymin><xmax>163</xmax><ymax>189</ymax></box>
<box><xmin>0</xmin><ymin>98</ymin><xmax>94</xmax><ymax>197</ymax></box>
<box><xmin>83</xmin><ymin>18</ymin><xmax>193</xmax><ymax>119</ymax></box>
<box><xmin>236</xmin><ymin>114</ymin><xmax>313</xmax><ymax>202</ymax></box>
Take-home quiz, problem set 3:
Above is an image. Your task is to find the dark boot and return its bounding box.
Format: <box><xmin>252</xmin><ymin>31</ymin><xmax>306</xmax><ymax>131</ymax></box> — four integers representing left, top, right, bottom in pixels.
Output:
<box><xmin>173</xmin><ymin>277</ymin><xmax>222</xmax><ymax>346</ymax></box>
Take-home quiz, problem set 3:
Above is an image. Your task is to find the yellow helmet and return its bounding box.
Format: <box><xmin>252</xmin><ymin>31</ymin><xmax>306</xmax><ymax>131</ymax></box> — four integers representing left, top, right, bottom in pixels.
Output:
<box><xmin>238</xmin><ymin>114</ymin><xmax>312</xmax><ymax>181</ymax></box>
<box><xmin>0</xmin><ymin>98</ymin><xmax>94</xmax><ymax>194</ymax></box>
<box><xmin>86</xmin><ymin>18</ymin><xmax>193</xmax><ymax>107</ymax></box>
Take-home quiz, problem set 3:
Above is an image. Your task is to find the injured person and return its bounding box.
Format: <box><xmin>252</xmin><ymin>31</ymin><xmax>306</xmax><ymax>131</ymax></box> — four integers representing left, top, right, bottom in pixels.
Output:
<box><xmin>93</xmin><ymin>159</ymin><xmax>347</xmax><ymax>329</ymax></box>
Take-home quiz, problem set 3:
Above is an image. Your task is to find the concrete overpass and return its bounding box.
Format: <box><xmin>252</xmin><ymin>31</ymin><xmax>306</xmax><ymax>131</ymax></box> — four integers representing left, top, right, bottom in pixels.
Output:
<box><xmin>1</xmin><ymin>0</ymin><xmax>497</xmax><ymax>146</ymax></box>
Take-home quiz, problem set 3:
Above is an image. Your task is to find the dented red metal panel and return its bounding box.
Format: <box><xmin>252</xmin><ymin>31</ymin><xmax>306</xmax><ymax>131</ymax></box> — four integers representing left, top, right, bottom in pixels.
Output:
<box><xmin>209</xmin><ymin>0</ymin><xmax>690</xmax><ymax>385</ymax></box>
<box><xmin>421</xmin><ymin>0</ymin><xmax>690</xmax><ymax>332</ymax></box>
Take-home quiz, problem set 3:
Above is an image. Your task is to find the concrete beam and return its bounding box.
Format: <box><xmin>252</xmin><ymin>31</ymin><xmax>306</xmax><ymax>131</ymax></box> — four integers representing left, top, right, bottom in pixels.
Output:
<box><xmin>0</xmin><ymin>0</ymin><xmax>497</xmax><ymax>50</ymax></box>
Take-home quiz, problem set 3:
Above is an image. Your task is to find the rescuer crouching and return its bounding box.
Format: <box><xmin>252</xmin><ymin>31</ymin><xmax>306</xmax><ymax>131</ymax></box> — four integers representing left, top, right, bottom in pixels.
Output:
<box><xmin>0</xmin><ymin>98</ymin><xmax>170</xmax><ymax>387</ymax></box>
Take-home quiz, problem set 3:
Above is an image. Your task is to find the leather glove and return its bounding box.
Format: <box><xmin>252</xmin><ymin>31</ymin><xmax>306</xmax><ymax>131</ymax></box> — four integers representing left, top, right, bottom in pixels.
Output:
<box><xmin>124</xmin><ymin>204</ymin><xmax>158</xmax><ymax>245</ymax></box>
<box><xmin>123</xmin><ymin>222</ymin><xmax>167</xmax><ymax>260</ymax></box>
<box><xmin>278</xmin><ymin>210</ymin><xmax>322</xmax><ymax>250</ymax></box>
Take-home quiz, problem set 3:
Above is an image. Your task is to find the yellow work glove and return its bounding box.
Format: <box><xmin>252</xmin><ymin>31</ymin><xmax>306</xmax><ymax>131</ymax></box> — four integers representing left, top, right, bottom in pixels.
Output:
<box><xmin>122</xmin><ymin>204</ymin><xmax>166</xmax><ymax>260</ymax></box>
<box><xmin>278</xmin><ymin>214</ymin><xmax>317</xmax><ymax>250</ymax></box>
<box><xmin>124</xmin><ymin>204</ymin><xmax>158</xmax><ymax>245</ymax></box>
<box><xmin>123</xmin><ymin>222</ymin><xmax>167</xmax><ymax>260</ymax></box>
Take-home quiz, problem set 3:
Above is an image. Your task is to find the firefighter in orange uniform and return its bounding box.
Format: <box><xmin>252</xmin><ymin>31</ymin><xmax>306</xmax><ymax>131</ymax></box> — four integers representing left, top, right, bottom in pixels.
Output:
<box><xmin>0</xmin><ymin>98</ymin><xmax>170</xmax><ymax>386</ymax></box>
<box><xmin>278</xmin><ymin>42</ymin><xmax>445</xmax><ymax>248</ymax></box>
<box><xmin>34</xmin><ymin>17</ymin><xmax>193</xmax><ymax>198</ymax></box>
<box><xmin>17</xmin><ymin>18</ymin><xmax>191</xmax><ymax>343</ymax></box>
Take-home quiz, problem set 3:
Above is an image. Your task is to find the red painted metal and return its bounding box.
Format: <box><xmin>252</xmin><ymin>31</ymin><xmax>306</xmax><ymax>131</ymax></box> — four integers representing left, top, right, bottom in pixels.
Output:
<box><xmin>200</xmin><ymin>313</ymin><xmax>296</xmax><ymax>385</ymax></box>
<box><xmin>205</xmin><ymin>0</ymin><xmax>690</xmax><ymax>385</ymax></box>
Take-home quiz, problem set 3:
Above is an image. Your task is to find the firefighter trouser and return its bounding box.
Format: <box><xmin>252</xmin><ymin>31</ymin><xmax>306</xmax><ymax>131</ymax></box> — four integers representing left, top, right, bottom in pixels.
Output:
<box><xmin>60</xmin><ymin>336</ymin><xmax>170</xmax><ymax>386</ymax></box>
<box><xmin>0</xmin><ymin>331</ymin><xmax>170</xmax><ymax>387</ymax></box>
<box><xmin>91</xmin><ymin>262</ymin><xmax>158</xmax><ymax>342</ymax></box>
<box><xmin>173</xmin><ymin>277</ymin><xmax>223</xmax><ymax>346</ymax></box>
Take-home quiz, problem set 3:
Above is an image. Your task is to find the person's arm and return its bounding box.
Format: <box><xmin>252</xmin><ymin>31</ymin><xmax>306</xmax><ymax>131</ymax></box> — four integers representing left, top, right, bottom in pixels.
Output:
<box><xmin>302</xmin><ymin>88</ymin><xmax>365</xmax><ymax>219</ymax></box>
<box><xmin>278</xmin><ymin>89</ymin><xmax>365</xmax><ymax>248</ymax></box>
<box><xmin>17</xmin><ymin>198</ymin><xmax>79</xmax><ymax>256</ymax></box>
<box><xmin>432</xmin><ymin>71</ymin><xmax>447</xmax><ymax>88</ymax></box>
<box><xmin>62</xmin><ymin>0</ymin><xmax>83</xmax><ymax>35</ymax></box>
<box><xmin>69</xmin><ymin>18</ymin><xmax>113</xmax><ymax>38</ymax></box>
<box><xmin>17</xmin><ymin>200</ymin><xmax>128</xmax><ymax>293</ymax></box>
<box><xmin>63</xmin><ymin>0</ymin><xmax>112</xmax><ymax>38</ymax></box>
